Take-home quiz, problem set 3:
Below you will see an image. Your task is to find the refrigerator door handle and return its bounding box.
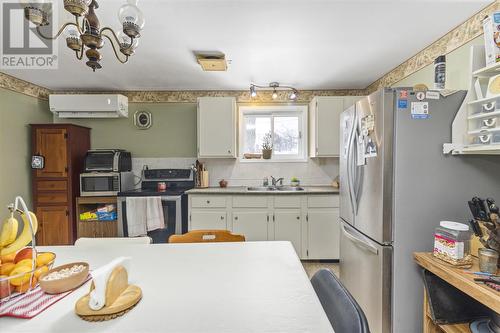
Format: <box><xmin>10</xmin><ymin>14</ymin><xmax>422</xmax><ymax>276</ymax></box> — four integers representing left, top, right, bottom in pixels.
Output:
<box><xmin>341</xmin><ymin>222</ymin><xmax>379</xmax><ymax>255</ymax></box>
<box><xmin>348</xmin><ymin>119</ymin><xmax>358</xmax><ymax>216</ymax></box>
<box><xmin>352</xmin><ymin>131</ymin><xmax>364</xmax><ymax>212</ymax></box>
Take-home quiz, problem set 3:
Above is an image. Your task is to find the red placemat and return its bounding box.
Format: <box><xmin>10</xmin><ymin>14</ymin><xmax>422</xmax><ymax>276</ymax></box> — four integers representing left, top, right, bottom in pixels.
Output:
<box><xmin>0</xmin><ymin>275</ymin><xmax>90</xmax><ymax>319</ymax></box>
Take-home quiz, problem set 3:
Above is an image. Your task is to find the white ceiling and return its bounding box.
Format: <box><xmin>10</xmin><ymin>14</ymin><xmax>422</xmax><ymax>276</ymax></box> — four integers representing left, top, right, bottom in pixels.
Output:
<box><xmin>2</xmin><ymin>0</ymin><xmax>492</xmax><ymax>91</ymax></box>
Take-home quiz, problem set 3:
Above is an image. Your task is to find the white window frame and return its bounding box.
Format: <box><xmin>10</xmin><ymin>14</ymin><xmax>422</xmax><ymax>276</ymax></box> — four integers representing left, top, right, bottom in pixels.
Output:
<box><xmin>238</xmin><ymin>105</ymin><xmax>308</xmax><ymax>162</ymax></box>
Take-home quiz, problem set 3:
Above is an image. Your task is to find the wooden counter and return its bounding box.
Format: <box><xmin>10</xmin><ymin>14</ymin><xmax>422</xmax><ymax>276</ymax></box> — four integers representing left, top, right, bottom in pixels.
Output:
<box><xmin>414</xmin><ymin>252</ymin><xmax>500</xmax><ymax>333</ymax></box>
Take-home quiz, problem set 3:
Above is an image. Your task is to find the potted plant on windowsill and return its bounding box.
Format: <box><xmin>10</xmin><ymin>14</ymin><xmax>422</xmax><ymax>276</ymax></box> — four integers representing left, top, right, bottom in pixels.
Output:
<box><xmin>262</xmin><ymin>132</ymin><xmax>273</xmax><ymax>160</ymax></box>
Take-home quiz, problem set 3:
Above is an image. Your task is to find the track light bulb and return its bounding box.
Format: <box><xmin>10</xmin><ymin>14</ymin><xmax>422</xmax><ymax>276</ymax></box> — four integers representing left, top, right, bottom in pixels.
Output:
<box><xmin>272</xmin><ymin>89</ymin><xmax>278</xmax><ymax>100</ymax></box>
<box><xmin>250</xmin><ymin>85</ymin><xmax>257</xmax><ymax>98</ymax></box>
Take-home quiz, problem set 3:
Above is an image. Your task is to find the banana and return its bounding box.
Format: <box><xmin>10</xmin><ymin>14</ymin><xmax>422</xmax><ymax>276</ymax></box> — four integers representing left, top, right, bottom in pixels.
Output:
<box><xmin>0</xmin><ymin>213</ymin><xmax>18</xmax><ymax>247</ymax></box>
<box><xmin>0</xmin><ymin>211</ymin><xmax>38</xmax><ymax>256</ymax></box>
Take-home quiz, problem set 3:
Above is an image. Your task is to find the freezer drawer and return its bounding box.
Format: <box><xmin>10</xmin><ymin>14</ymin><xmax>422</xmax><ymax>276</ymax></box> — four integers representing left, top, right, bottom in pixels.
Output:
<box><xmin>339</xmin><ymin>221</ymin><xmax>392</xmax><ymax>333</ymax></box>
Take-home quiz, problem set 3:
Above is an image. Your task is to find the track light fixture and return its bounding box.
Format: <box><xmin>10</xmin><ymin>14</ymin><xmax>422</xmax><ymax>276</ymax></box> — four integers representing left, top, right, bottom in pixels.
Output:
<box><xmin>250</xmin><ymin>82</ymin><xmax>299</xmax><ymax>100</ymax></box>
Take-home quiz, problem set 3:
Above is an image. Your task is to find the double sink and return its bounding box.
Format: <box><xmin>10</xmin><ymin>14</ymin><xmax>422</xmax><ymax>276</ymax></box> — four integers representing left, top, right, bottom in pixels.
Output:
<box><xmin>247</xmin><ymin>186</ymin><xmax>304</xmax><ymax>192</ymax></box>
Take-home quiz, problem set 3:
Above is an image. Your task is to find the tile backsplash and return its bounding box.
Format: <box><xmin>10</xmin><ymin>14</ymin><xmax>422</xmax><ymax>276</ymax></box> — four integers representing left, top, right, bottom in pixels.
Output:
<box><xmin>132</xmin><ymin>157</ymin><xmax>338</xmax><ymax>187</ymax></box>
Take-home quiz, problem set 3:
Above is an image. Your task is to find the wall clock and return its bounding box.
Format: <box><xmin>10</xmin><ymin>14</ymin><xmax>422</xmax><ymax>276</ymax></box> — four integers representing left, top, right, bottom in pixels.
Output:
<box><xmin>134</xmin><ymin>110</ymin><xmax>152</xmax><ymax>129</ymax></box>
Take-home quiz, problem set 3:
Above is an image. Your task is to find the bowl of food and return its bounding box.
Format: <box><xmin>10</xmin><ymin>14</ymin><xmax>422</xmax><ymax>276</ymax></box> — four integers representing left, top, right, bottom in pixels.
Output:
<box><xmin>0</xmin><ymin>248</ymin><xmax>56</xmax><ymax>300</ymax></box>
<box><xmin>39</xmin><ymin>262</ymin><xmax>89</xmax><ymax>294</ymax></box>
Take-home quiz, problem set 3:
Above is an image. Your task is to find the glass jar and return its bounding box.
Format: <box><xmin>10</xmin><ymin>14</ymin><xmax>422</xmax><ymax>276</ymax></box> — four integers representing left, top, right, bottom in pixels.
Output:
<box><xmin>433</xmin><ymin>221</ymin><xmax>472</xmax><ymax>266</ymax></box>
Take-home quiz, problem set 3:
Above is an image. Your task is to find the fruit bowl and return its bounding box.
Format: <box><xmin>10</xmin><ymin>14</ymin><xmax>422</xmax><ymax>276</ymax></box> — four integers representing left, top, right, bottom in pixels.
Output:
<box><xmin>0</xmin><ymin>250</ymin><xmax>56</xmax><ymax>301</ymax></box>
<box><xmin>39</xmin><ymin>262</ymin><xmax>89</xmax><ymax>294</ymax></box>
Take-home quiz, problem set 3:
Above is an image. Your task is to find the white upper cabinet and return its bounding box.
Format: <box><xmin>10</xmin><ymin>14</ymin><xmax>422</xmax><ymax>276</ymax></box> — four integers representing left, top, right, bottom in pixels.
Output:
<box><xmin>197</xmin><ymin>97</ymin><xmax>237</xmax><ymax>158</ymax></box>
<box><xmin>309</xmin><ymin>96</ymin><xmax>344</xmax><ymax>157</ymax></box>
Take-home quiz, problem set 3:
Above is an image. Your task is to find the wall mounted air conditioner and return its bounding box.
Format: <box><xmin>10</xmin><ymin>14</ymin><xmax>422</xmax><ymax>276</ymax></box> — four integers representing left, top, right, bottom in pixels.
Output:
<box><xmin>49</xmin><ymin>94</ymin><xmax>128</xmax><ymax>118</ymax></box>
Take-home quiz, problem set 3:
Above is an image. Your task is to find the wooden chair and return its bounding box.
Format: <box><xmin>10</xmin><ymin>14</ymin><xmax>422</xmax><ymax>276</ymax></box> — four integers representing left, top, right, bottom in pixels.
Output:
<box><xmin>74</xmin><ymin>236</ymin><xmax>152</xmax><ymax>247</ymax></box>
<box><xmin>168</xmin><ymin>230</ymin><xmax>245</xmax><ymax>243</ymax></box>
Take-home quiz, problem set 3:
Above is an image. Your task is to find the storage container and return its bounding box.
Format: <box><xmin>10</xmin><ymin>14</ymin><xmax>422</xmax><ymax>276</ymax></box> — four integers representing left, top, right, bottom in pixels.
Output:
<box><xmin>433</xmin><ymin>221</ymin><xmax>472</xmax><ymax>266</ymax></box>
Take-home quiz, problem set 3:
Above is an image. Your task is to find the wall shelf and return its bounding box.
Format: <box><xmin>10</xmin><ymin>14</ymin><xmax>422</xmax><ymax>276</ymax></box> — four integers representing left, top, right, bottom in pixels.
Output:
<box><xmin>472</xmin><ymin>61</ymin><xmax>500</xmax><ymax>78</ymax></box>
<box><xmin>443</xmin><ymin>45</ymin><xmax>500</xmax><ymax>155</ymax></box>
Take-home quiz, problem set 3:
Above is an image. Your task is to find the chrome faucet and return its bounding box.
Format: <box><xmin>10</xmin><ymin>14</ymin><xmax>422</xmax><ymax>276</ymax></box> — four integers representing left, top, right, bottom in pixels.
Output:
<box><xmin>263</xmin><ymin>177</ymin><xmax>269</xmax><ymax>187</ymax></box>
<box><xmin>271</xmin><ymin>176</ymin><xmax>284</xmax><ymax>187</ymax></box>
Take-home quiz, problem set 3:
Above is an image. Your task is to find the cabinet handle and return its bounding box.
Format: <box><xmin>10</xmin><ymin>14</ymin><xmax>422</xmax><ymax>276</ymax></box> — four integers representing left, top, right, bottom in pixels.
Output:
<box><xmin>220</xmin><ymin>216</ymin><xmax>224</xmax><ymax>220</ymax></box>
<box><xmin>228</xmin><ymin>150</ymin><xmax>231</xmax><ymax>154</ymax></box>
<box><xmin>206</xmin><ymin>200</ymin><xmax>210</xmax><ymax>204</ymax></box>
<box><xmin>234</xmin><ymin>216</ymin><xmax>238</xmax><ymax>220</ymax></box>
<box><xmin>296</xmin><ymin>216</ymin><xmax>300</xmax><ymax>220</ymax></box>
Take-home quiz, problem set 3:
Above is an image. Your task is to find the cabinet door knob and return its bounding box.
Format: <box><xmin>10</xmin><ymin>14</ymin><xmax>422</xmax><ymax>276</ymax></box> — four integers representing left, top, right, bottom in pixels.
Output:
<box><xmin>228</xmin><ymin>150</ymin><xmax>231</xmax><ymax>154</ymax></box>
<box><xmin>207</xmin><ymin>200</ymin><xmax>210</xmax><ymax>204</ymax></box>
<box><xmin>296</xmin><ymin>216</ymin><xmax>300</xmax><ymax>220</ymax></box>
<box><xmin>220</xmin><ymin>216</ymin><xmax>224</xmax><ymax>220</ymax></box>
<box><xmin>234</xmin><ymin>216</ymin><xmax>238</xmax><ymax>220</ymax></box>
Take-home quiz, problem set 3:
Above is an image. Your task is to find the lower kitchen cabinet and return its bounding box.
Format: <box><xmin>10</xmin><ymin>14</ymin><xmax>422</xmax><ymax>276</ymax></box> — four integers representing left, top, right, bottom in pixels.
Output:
<box><xmin>188</xmin><ymin>193</ymin><xmax>340</xmax><ymax>259</ymax></box>
<box><xmin>232</xmin><ymin>210</ymin><xmax>269</xmax><ymax>241</ymax></box>
<box><xmin>190</xmin><ymin>210</ymin><xmax>227</xmax><ymax>230</ymax></box>
<box><xmin>36</xmin><ymin>206</ymin><xmax>70</xmax><ymax>245</ymax></box>
<box><xmin>274</xmin><ymin>210</ymin><xmax>302</xmax><ymax>257</ymax></box>
<box><xmin>306</xmin><ymin>209</ymin><xmax>340</xmax><ymax>259</ymax></box>
<box><xmin>76</xmin><ymin>196</ymin><xmax>118</xmax><ymax>239</ymax></box>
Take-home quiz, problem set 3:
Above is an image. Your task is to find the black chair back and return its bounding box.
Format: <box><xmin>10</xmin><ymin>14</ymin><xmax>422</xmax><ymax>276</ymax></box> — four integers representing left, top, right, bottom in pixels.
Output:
<box><xmin>311</xmin><ymin>269</ymin><xmax>371</xmax><ymax>333</ymax></box>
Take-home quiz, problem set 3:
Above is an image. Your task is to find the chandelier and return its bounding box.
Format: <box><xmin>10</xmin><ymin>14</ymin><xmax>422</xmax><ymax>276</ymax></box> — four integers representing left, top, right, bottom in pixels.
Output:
<box><xmin>250</xmin><ymin>82</ymin><xmax>299</xmax><ymax>100</ymax></box>
<box><xmin>23</xmin><ymin>0</ymin><xmax>145</xmax><ymax>71</ymax></box>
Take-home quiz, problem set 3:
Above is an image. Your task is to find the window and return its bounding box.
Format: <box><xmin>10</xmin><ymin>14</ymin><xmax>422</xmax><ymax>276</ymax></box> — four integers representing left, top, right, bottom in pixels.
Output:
<box><xmin>239</xmin><ymin>105</ymin><xmax>307</xmax><ymax>161</ymax></box>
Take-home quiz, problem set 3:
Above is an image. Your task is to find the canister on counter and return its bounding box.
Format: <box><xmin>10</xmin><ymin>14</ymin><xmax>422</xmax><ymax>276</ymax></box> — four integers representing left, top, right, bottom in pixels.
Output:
<box><xmin>433</xmin><ymin>221</ymin><xmax>472</xmax><ymax>267</ymax></box>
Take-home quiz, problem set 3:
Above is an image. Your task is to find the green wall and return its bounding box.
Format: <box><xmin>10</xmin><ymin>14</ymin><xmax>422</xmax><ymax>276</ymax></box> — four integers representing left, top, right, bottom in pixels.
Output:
<box><xmin>55</xmin><ymin>103</ymin><xmax>197</xmax><ymax>157</ymax></box>
<box><xmin>392</xmin><ymin>36</ymin><xmax>483</xmax><ymax>89</ymax></box>
<box><xmin>0</xmin><ymin>88</ymin><xmax>52</xmax><ymax>211</ymax></box>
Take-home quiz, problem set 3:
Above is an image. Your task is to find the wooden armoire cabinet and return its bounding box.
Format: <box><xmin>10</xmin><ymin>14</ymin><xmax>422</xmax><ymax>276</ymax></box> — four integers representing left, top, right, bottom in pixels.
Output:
<box><xmin>31</xmin><ymin>124</ymin><xmax>90</xmax><ymax>245</ymax></box>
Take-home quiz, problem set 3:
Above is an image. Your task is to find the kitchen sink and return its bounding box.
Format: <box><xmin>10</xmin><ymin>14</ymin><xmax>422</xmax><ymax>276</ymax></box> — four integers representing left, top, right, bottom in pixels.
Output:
<box><xmin>246</xmin><ymin>186</ymin><xmax>304</xmax><ymax>192</ymax></box>
<box><xmin>276</xmin><ymin>186</ymin><xmax>304</xmax><ymax>191</ymax></box>
<box><xmin>247</xmin><ymin>186</ymin><xmax>276</xmax><ymax>191</ymax></box>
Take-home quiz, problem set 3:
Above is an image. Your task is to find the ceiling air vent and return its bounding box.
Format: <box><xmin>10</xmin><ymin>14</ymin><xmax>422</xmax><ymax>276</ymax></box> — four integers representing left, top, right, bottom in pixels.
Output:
<box><xmin>195</xmin><ymin>52</ymin><xmax>228</xmax><ymax>71</ymax></box>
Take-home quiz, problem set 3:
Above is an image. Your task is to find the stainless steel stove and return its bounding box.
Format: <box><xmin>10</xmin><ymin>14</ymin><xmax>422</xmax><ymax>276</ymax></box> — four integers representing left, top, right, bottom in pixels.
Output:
<box><xmin>117</xmin><ymin>168</ymin><xmax>195</xmax><ymax>243</ymax></box>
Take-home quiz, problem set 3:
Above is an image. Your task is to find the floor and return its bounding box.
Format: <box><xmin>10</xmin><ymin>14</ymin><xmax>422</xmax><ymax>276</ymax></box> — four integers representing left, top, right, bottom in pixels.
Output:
<box><xmin>301</xmin><ymin>261</ymin><xmax>339</xmax><ymax>279</ymax></box>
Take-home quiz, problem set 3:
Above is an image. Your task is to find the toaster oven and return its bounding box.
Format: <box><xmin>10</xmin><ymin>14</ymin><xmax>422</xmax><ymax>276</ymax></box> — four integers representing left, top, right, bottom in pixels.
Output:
<box><xmin>84</xmin><ymin>149</ymin><xmax>132</xmax><ymax>172</ymax></box>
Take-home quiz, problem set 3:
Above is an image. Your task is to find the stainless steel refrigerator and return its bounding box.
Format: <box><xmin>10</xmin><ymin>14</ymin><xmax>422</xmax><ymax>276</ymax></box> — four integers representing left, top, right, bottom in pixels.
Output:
<box><xmin>339</xmin><ymin>88</ymin><xmax>500</xmax><ymax>333</ymax></box>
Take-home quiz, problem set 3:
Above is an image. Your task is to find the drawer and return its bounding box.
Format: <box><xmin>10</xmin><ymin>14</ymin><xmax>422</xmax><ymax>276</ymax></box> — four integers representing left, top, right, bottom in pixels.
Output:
<box><xmin>274</xmin><ymin>196</ymin><xmax>301</xmax><ymax>208</ymax></box>
<box><xmin>308</xmin><ymin>195</ymin><xmax>339</xmax><ymax>208</ymax></box>
<box><xmin>37</xmin><ymin>180</ymin><xmax>67</xmax><ymax>191</ymax></box>
<box><xmin>233</xmin><ymin>196</ymin><xmax>268</xmax><ymax>208</ymax></box>
<box><xmin>37</xmin><ymin>192</ymin><xmax>68</xmax><ymax>204</ymax></box>
<box><xmin>191</xmin><ymin>195</ymin><xmax>227</xmax><ymax>208</ymax></box>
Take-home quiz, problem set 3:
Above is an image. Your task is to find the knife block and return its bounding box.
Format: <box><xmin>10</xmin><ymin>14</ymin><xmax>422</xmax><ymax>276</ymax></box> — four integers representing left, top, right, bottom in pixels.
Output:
<box><xmin>199</xmin><ymin>171</ymin><xmax>209</xmax><ymax>188</ymax></box>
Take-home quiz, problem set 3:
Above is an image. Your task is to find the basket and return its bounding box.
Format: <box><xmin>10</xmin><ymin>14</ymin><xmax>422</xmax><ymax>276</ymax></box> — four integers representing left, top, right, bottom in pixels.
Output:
<box><xmin>0</xmin><ymin>196</ymin><xmax>55</xmax><ymax>302</ymax></box>
<box><xmin>0</xmin><ymin>252</ymin><xmax>56</xmax><ymax>302</ymax></box>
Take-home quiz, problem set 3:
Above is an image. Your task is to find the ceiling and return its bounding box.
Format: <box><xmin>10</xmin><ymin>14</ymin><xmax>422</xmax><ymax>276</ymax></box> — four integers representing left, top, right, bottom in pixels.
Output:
<box><xmin>2</xmin><ymin>0</ymin><xmax>492</xmax><ymax>91</ymax></box>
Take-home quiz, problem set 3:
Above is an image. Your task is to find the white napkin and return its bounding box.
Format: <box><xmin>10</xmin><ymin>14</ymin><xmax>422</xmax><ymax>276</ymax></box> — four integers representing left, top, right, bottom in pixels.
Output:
<box><xmin>89</xmin><ymin>257</ymin><xmax>131</xmax><ymax>311</ymax></box>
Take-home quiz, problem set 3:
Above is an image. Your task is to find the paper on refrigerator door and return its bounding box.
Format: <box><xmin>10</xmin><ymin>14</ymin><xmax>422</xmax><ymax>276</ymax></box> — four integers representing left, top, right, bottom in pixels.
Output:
<box><xmin>357</xmin><ymin>135</ymin><xmax>366</xmax><ymax>166</ymax></box>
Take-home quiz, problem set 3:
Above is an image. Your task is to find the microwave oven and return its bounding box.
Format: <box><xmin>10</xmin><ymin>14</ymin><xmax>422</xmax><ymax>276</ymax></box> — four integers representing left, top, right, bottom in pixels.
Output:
<box><xmin>80</xmin><ymin>172</ymin><xmax>135</xmax><ymax>196</ymax></box>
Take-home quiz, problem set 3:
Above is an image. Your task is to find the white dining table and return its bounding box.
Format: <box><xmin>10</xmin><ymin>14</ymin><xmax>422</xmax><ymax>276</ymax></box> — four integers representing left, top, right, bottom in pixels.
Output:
<box><xmin>2</xmin><ymin>241</ymin><xmax>334</xmax><ymax>333</ymax></box>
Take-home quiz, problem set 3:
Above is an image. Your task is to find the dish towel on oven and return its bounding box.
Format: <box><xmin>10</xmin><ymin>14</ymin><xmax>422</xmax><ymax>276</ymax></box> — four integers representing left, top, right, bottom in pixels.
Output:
<box><xmin>145</xmin><ymin>196</ymin><xmax>165</xmax><ymax>232</ymax></box>
<box><xmin>126</xmin><ymin>197</ymin><xmax>165</xmax><ymax>237</ymax></box>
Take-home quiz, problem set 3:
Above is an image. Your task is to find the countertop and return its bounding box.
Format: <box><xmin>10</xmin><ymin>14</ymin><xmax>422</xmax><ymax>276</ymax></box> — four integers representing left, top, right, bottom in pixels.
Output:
<box><xmin>186</xmin><ymin>186</ymin><xmax>339</xmax><ymax>195</ymax></box>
